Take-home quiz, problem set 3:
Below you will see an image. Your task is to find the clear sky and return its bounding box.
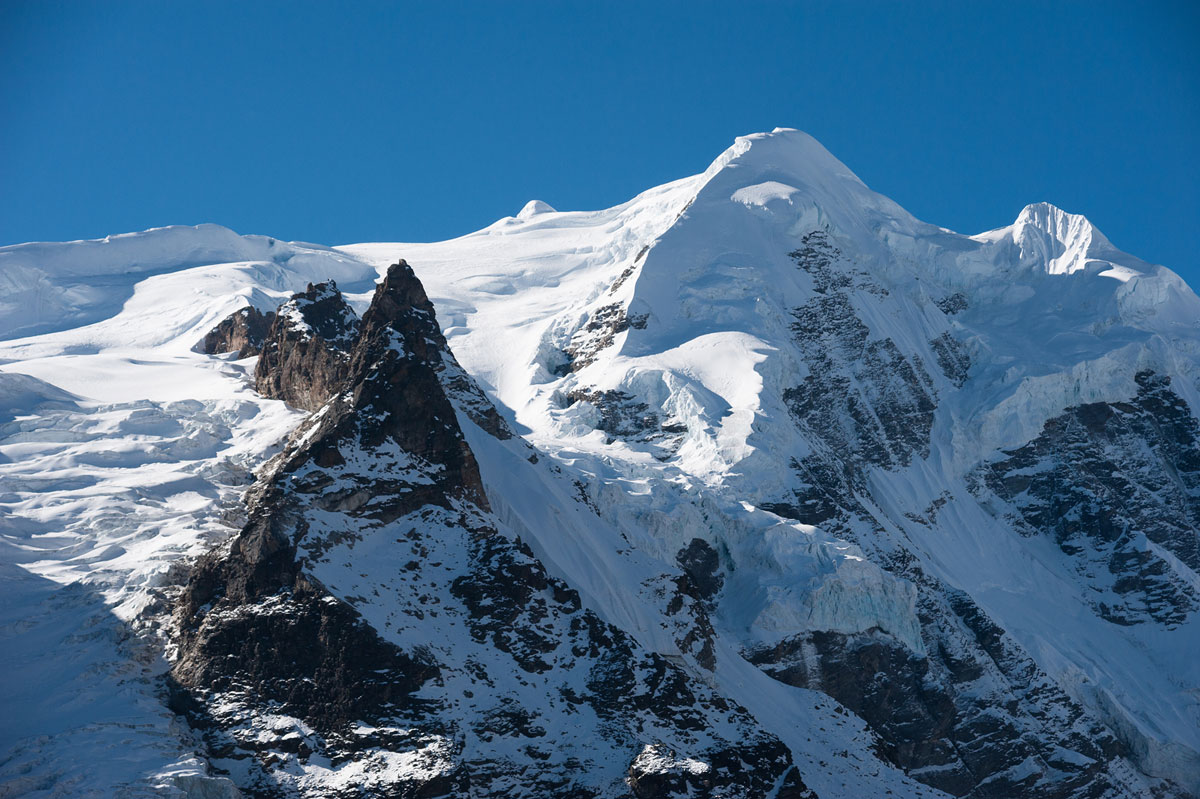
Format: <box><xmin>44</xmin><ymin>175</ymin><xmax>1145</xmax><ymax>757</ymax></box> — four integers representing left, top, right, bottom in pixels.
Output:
<box><xmin>3</xmin><ymin>1</ymin><xmax>1198</xmax><ymax>284</ymax></box>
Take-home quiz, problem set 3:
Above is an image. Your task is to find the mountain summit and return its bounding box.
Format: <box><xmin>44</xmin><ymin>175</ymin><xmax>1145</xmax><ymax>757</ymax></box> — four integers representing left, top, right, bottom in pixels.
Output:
<box><xmin>2</xmin><ymin>130</ymin><xmax>1198</xmax><ymax>798</ymax></box>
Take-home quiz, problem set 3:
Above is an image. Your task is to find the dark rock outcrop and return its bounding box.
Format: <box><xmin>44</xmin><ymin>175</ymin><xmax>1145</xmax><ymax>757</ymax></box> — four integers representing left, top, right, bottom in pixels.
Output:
<box><xmin>567</xmin><ymin>388</ymin><xmax>657</xmax><ymax>437</ymax></box>
<box><xmin>748</xmin><ymin>569</ymin><xmax>1130</xmax><ymax>799</ymax></box>
<box><xmin>675</xmin><ymin>538</ymin><xmax>724</xmax><ymax>602</ymax></box>
<box><xmin>561</xmin><ymin>388</ymin><xmax>688</xmax><ymax>457</ymax></box>
<box><xmin>197</xmin><ymin>306</ymin><xmax>275</xmax><ymax>358</ymax></box>
<box><xmin>628</xmin><ymin>742</ymin><xmax>810</xmax><ymax>799</ymax></box>
<box><xmin>935</xmin><ymin>292</ymin><xmax>968</xmax><ymax>316</ymax></box>
<box><xmin>930</xmin><ymin>331</ymin><xmax>970</xmax><ymax>387</ymax></box>
<box><xmin>253</xmin><ymin>280</ymin><xmax>359</xmax><ymax>411</ymax></box>
<box><xmin>978</xmin><ymin>370</ymin><xmax>1200</xmax><ymax>627</ymax></box>
<box><xmin>559</xmin><ymin>303</ymin><xmax>648</xmax><ymax>373</ymax></box>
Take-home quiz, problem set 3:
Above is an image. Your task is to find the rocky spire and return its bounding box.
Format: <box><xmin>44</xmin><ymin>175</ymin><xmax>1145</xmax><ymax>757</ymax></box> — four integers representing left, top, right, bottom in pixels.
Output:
<box><xmin>253</xmin><ymin>280</ymin><xmax>359</xmax><ymax>412</ymax></box>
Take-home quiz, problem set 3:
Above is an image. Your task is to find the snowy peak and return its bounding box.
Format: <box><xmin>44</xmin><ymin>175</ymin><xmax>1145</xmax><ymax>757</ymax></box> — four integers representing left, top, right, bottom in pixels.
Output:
<box><xmin>967</xmin><ymin>200</ymin><xmax>1199</xmax><ymax>333</ymax></box>
<box><xmin>704</xmin><ymin>128</ymin><xmax>865</xmax><ymax>188</ymax></box>
<box><xmin>516</xmin><ymin>199</ymin><xmax>556</xmax><ymax>219</ymax></box>
<box><xmin>973</xmin><ymin>200</ymin><xmax>1135</xmax><ymax>277</ymax></box>
<box><xmin>1010</xmin><ymin>201</ymin><xmax>1114</xmax><ymax>275</ymax></box>
<box><xmin>689</xmin><ymin>127</ymin><xmax>918</xmax><ymax>241</ymax></box>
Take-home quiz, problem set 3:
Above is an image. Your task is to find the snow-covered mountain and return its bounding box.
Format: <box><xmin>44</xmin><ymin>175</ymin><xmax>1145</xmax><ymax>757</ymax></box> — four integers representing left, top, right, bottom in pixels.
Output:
<box><xmin>2</xmin><ymin>129</ymin><xmax>1197</xmax><ymax>798</ymax></box>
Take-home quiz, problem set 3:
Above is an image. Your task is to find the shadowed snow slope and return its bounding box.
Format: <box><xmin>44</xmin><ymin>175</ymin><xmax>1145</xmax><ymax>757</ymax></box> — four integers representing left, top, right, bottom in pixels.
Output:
<box><xmin>1</xmin><ymin>129</ymin><xmax>1198</xmax><ymax>798</ymax></box>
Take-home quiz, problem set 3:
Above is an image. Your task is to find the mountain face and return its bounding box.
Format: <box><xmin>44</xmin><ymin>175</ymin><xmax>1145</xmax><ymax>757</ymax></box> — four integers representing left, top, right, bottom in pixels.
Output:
<box><xmin>171</xmin><ymin>262</ymin><xmax>807</xmax><ymax>797</ymax></box>
<box><xmin>1</xmin><ymin>130</ymin><xmax>1198</xmax><ymax>799</ymax></box>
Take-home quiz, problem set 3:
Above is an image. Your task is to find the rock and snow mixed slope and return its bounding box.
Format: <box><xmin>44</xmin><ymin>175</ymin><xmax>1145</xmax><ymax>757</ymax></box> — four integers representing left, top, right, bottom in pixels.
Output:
<box><xmin>1</xmin><ymin>129</ymin><xmax>1198</xmax><ymax>798</ymax></box>
<box><xmin>171</xmin><ymin>262</ymin><xmax>813</xmax><ymax>797</ymax></box>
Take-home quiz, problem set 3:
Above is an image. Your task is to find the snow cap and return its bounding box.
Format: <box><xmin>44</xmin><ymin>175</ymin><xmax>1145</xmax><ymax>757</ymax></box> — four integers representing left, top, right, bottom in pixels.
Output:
<box><xmin>1011</xmin><ymin>202</ymin><xmax>1111</xmax><ymax>275</ymax></box>
<box><xmin>517</xmin><ymin>200</ymin><xmax>556</xmax><ymax>220</ymax></box>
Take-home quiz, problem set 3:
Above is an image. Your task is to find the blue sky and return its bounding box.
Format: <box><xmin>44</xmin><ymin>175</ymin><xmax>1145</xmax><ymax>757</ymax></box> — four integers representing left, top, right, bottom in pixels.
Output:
<box><xmin>2</xmin><ymin>1</ymin><xmax>1197</xmax><ymax>283</ymax></box>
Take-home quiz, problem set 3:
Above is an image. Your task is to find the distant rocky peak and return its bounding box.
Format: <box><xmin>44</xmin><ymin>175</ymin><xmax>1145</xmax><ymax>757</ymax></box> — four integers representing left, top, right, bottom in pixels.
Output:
<box><xmin>355</xmin><ymin>264</ymin><xmax>516</xmax><ymax>442</ymax></box>
<box><xmin>276</xmin><ymin>260</ymin><xmax>491</xmax><ymax>512</ymax></box>
<box><xmin>254</xmin><ymin>281</ymin><xmax>360</xmax><ymax>412</ymax></box>
<box><xmin>351</xmin><ymin>260</ymin><xmax>442</xmax><ymax>364</ymax></box>
<box><xmin>199</xmin><ymin>260</ymin><xmax>513</xmax><ymax>451</ymax></box>
<box><xmin>275</xmin><ymin>279</ymin><xmax>359</xmax><ymax>349</ymax></box>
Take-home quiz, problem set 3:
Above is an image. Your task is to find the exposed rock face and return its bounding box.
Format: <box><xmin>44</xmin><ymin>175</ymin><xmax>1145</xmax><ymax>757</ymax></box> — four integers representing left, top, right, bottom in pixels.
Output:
<box><xmin>566</xmin><ymin>388</ymin><xmax>671</xmax><ymax>441</ymax></box>
<box><xmin>675</xmin><ymin>538</ymin><xmax>724</xmax><ymax>603</ymax></box>
<box><xmin>560</xmin><ymin>302</ymin><xmax>648</xmax><ymax>373</ymax></box>
<box><xmin>627</xmin><ymin>743</ymin><xmax>816</xmax><ymax>799</ymax></box>
<box><xmin>253</xmin><ymin>281</ymin><xmax>359</xmax><ymax>411</ymax></box>
<box><xmin>172</xmin><ymin>262</ymin><xmax>801</xmax><ymax>797</ymax></box>
<box><xmin>978</xmin><ymin>370</ymin><xmax>1200</xmax><ymax>628</ymax></box>
<box><xmin>197</xmin><ymin>306</ymin><xmax>275</xmax><ymax>358</ymax></box>
<box><xmin>784</xmin><ymin>303</ymin><xmax>935</xmax><ymax>472</ymax></box>
<box><xmin>934</xmin><ymin>292</ymin><xmax>968</xmax><ymax>316</ymax></box>
<box><xmin>770</xmin><ymin>232</ymin><xmax>939</xmax><ymax>528</ymax></box>
<box><xmin>173</xmin><ymin>264</ymin><xmax>463</xmax><ymax>794</ymax></box>
<box><xmin>748</xmin><ymin>559</ymin><xmax>1130</xmax><ymax>799</ymax></box>
<box><xmin>930</xmin><ymin>331</ymin><xmax>971</xmax><ymax>387</ymax></box>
